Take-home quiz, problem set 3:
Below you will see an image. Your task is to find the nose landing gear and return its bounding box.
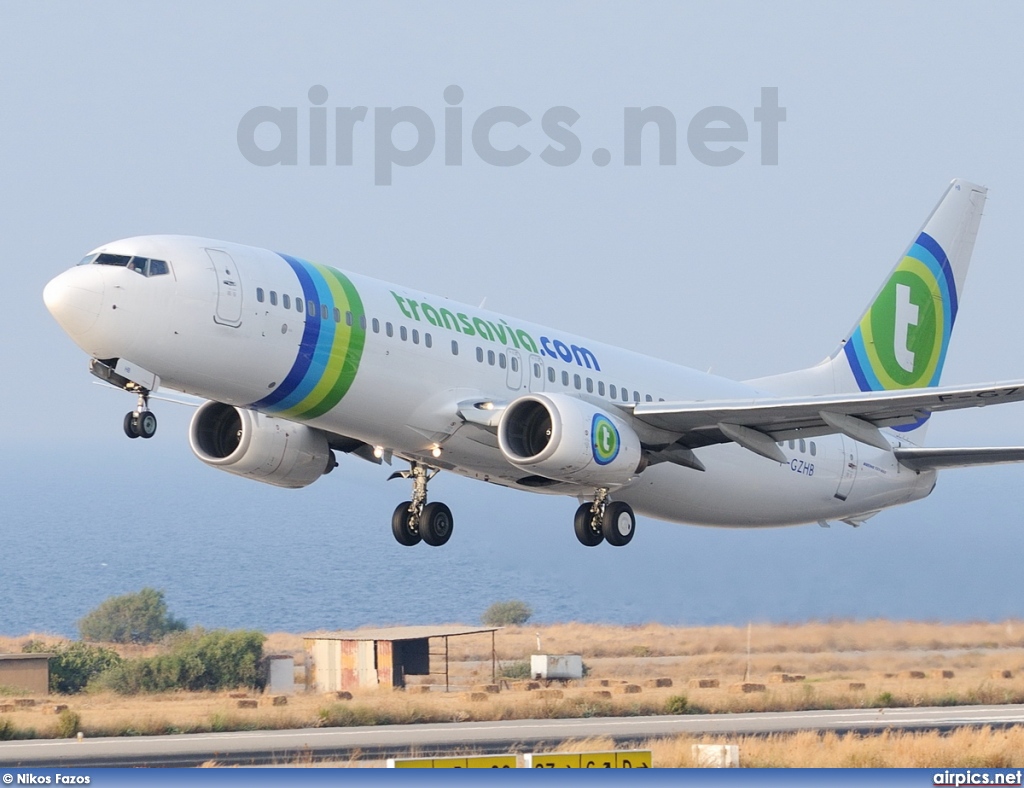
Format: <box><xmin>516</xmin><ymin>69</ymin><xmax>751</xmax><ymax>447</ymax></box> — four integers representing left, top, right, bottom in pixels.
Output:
<box><xmin>123</xmin><ymin>391</ymin><xmax>157</xmax><ymax>439</ymax></box>
<box><xmin>389</xmin><ymin>462</ymin><xmax>454</xmax><ymax>547</ymax></box>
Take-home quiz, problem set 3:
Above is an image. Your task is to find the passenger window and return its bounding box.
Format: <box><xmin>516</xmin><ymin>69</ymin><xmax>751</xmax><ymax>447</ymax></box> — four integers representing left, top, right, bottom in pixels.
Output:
<box><xmin>799</xmin><ymin>439</ymin><xmax>806</xmax><ymax>453</ymax></box>
<box><xmin>148</xmin><ymin>259</ymin><xmax>169</xmax><ymax>276</ymax></box>
<box><xmin>562</xmin><ymin>371</ymin><xmax>569</xmax><ymax>386</ymax></box>
<box><xmin>451</xmin><ymin>340</ymin><xmax>459</xmax><ymax>355</ymax></box>
<box><xmin>610</xmin><ymin>385</ymin><xmax>617</xmax><ymax>399</ymax></box>
<box><xmin>574</xmin><ymin>374</ymin><xmax>582</xmax><ymax>390</ymax></box>
<box><xmin>533</xmin><ymin>363</ymin><xmax>541</xmax><ymax>378</ymax></box>
<box><xmin>412</xmin><ymin>329</ymin><xmax>419</xmax><ymax>344</ymax></box>
<box><xmin>256</xmin><ymin>287</ymin><xmax>265</xmax><ymax>303</ymax></box>
<box><xmin>400</xmin><ymin>326</ymin><xmax>408</xmax><ymax>341</ymax></box>
<box><xmin>321</xmin><ymin>304</ymin><xmax>329</xmax><ymax>320</ymax></box>
<box><xmin>598</xmin><ymin>381</ymin><xmax>605</xmax><ymax>396</ymax></box>
<box><xmin>386</xmin><ymin>322</ymin><xmax>393</xmax><ymax>337</ymax></box>
<box><xmin>307</xmin><ymin>299</ymin><xmax>316</xmax><ymax>315</ymax></box>
<box><xmin>346</xmin><ymin>311</ymin><xmax>353</xmax><ymax>327</ymax></box>
<box><xmin>476</xmin><ymin>347</ymin><xmax>483</xmax><ymax>362</ymax></box>
<box><xmin>283</xmin><ymin>294</ymin><xmax>291</xmax><ymax>309</ymax></box>
<box><xmin>547</xmin><ymin>367</ymin><xmax>555</xmax><ymax>383</ymax></box>
<box><xmin>633</xmin><ymin>391</ymin><xmax>640</xmax><ymax>402</ymax></box>
<box><xmin>296</xmin><ymin>298</ymin><xmax>304</xmax><ymax>314</ymax></box>
<box><xmin>425</xmin><ymin>333</ymin><xmax>432</xmax><ymax>348</ymax></box>
<box><xmin>269</xmin><ymin>291</ymin><xmax>278</xmax><ymax>306</ymax></box>
<box><xmin>788</xmin><ymin>440</ymin><xmax>795</xmax><ymax>449</ymax></box>
<box><xmin>359</xmin><ymin>315</ymin><xmax>367</xmax><ymax>330</ymax></box>
<box><xmin>499</xmin><ymin>353</ymin><xmax>506</xmax><ymax>369</ymax></box>
<box><xmin>333</xmin><ymin>307</ymin><xmax>341</xmax><ymax>323</ymax></box>
<box><xmin>511</xmin><ymin>356</ymin><xmax>518</xmax><ymax>372</ymax></box>
<box><xmin>372</xmin><ymin>318</ymin><xmax>379</xmax><ymax>333</ymax></box>
<box><xmin>645</xmin><ymin>394</ymin><xmax>653</xmax><ymax>402</ymax></box>
<box><xmin>810</xmin><ymin>441</ymin><xmax>817</xmax><ymax>457</ymax></box>
<box><xmin>487</xmin><ymin>350</ymin><xmax>495</xmax><ymax>365</ymax></box>
<box><xmin>586</xmin><ymin>378</ymin><xmax>593</xmax><ymax>393</ymax></box>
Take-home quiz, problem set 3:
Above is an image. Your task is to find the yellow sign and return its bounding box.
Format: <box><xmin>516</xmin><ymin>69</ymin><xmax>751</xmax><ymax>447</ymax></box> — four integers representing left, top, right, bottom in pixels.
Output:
<box><xmin>387</xmin><ymin>755</ymin><xmax>518</xmax><ymax>768</ymax></box>
<box><xmin>525</xmin><ymin>750</ymin><xmax>652</xmax><ymax>768</ymax></box>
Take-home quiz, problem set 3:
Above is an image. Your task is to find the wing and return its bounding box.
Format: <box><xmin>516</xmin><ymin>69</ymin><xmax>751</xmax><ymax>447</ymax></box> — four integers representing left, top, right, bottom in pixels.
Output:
<box><xmin>892</xmin><ymin>447</ymin><xmax>1024</xmax><ymax>471</ymax></box>
<box><xmin>631</xmin><ymin>381</ymin><xmax>1024</xmax><ymax>463</ymax></box>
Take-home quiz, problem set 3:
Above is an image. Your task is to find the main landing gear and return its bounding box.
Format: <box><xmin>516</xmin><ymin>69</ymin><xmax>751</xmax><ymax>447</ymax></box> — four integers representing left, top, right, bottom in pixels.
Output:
<box><xmin>389</xmin><ymin>462</ymin><xmax>453</xmax><ymax>547</ymax></box>
<box><xmin>123</xmin><ymin>391</ymin><xmax>157</xmax><ymax>439</ymax></box>
<box><xmin>574</xmin><ymin>488</ymin><xmax>635</xmax><ymax>547</ymax></box>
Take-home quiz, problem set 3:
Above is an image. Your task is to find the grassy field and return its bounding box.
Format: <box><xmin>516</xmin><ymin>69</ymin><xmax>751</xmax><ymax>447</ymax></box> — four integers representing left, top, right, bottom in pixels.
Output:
<box><xmin>3</xmin><ymin>619</ymin><xmax>1024</xmax><ymax>767</ymax></box>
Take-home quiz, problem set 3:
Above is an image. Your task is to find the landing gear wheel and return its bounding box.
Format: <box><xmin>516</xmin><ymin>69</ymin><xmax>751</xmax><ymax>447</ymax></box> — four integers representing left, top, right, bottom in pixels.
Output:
<box><xmin>602</xmin><ymin>501</ymin><xmax>635</xmax><ymax>547</ymax></box>
<box><xmin>574</xmin><ymin>503</ymin><xmax>603</xmax><ymax>547</ymax></box>
<box><xmin>419</xmin><ymin>502</ymin><xmax>454</xmax><ymax>547</ymax></box>
<box><xmin>391</xmin><ymin>501</ymin><xmax>421</xmax><ymax>546</ymax></box>
<box><xmin>136</xmin><ymin>410</ymin><xmax>157</xmax><ymax>439</ymax></box>
<box><xmin>123</xmin><ymin>412</ymin><xmax>140</xmax><ymax>439</ymax></box>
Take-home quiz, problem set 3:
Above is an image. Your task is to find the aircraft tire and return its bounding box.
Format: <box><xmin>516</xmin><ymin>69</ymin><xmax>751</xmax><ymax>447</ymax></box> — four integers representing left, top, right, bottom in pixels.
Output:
<box><xmin>123</xmin><ymin>412</ymin><xmax>140</xmax><ymax>439</ymax></box>
<box><xmin>419</xmin><ymin>502</ymin><xmax>454</xmax><ymax>547</ymax></box>
<box><xmin>573</xmin><ymin>503</ymin><xmax>603</xmax><ymax>547</ymax></box>
<box><xmin>137</xmin><ymin>410</ymin><xmax>158</xmax><ymax>439</ymax></box>
<box><xmin>391</xmin><ymin>501</ymin><xmax>421</xmax><ymax>546</ymax></box>
<box><xmin>602</xmin><ymin>501</ymin><xmax>635</xmax><ymax>547</ymax></box>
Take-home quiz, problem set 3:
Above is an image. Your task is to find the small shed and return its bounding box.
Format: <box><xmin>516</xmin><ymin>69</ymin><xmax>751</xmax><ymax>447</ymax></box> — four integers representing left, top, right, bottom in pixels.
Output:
<box><xmin>304</xmin><ymin>625</ymin><xmax>498</xmax><ymax>692</ymax></box>
<box><xmin>0</xmin><ymin>653</ymin><xmax>54</xmax><ymax>695</ymax></box>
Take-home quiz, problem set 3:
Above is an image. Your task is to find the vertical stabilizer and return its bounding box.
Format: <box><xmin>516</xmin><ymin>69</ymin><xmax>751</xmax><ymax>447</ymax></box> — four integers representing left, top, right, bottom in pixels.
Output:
<box><xmin>749</xmin><ymin>179</ymin><xmax>987</xmax><ymax>437</ymax></box>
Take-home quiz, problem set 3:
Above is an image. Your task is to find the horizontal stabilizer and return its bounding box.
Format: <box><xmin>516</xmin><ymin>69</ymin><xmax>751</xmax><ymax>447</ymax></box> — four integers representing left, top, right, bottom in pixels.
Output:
<box><xmin>894</xmin><ymin>447</ymin><xmax>1024</xmax><ymax>471</ymax></box>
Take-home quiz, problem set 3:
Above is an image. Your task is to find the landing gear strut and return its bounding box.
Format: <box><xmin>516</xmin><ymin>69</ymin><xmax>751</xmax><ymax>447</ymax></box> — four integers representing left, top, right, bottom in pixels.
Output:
<box><xmin>389</xmin><ymin>462</ymin><xmax>454</xmax><ymax>547</ymax></box>
<box><xmin>123</xmin><ymin>391</ymin><xmax>157</xmax><ymax>439</ymax></box>
<box><xmin>573</xmin><ymin>488</ymin><xmax>635</xmax><ymax>547</ymax></box>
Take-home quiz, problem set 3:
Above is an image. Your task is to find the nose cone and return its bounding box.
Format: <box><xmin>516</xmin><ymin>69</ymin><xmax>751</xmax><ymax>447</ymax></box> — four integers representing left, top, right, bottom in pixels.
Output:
<box><xmin>44</xmin><ymin>268</ymin><xmax>103</xmax><ymax>339</ymax></box>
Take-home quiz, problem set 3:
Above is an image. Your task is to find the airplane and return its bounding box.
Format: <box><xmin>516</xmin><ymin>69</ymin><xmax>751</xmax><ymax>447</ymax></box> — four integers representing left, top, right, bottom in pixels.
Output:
<box><xmin>43</xmin><ymin>178</ymin><xmax>1024</xmax><ymax>548</ymax></box>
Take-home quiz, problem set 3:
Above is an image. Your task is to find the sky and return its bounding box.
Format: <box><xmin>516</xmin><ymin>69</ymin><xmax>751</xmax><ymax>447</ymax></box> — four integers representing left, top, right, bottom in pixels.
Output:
<box><xmin>2</xmin><ymin>2</ymin><xmax>1024</xmax><ymax>633</ymax></box>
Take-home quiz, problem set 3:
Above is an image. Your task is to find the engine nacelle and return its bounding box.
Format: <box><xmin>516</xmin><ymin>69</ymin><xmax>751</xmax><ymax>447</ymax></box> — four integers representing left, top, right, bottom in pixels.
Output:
<box><xmin>497</xmin><ymin>393</ymin><xmax>643</xmax><ymax>486</ymax></box>
<box><xmin>189</xmin><ymin>401</ymin><xmax>334</xmax><ymax>489</ymax></box>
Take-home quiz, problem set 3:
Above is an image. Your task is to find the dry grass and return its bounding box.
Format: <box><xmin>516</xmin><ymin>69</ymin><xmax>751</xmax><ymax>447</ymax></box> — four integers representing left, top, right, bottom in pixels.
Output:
<box><xmin>4</xmin><ymin>619</ymin><xmax>1024</xmax><ymax>745</ymax></box>
<box><xmin>642</xmin><ymin>726</ymin><xmax>1024</xmax><ymax>767</ymax></box>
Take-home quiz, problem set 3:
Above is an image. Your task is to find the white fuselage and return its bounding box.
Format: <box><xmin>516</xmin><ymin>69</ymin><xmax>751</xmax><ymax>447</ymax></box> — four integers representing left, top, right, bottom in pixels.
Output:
<box><xmin>44</xmin><ymin>235</ymin><xmax>936</xmax><ymax>528</ymax></box>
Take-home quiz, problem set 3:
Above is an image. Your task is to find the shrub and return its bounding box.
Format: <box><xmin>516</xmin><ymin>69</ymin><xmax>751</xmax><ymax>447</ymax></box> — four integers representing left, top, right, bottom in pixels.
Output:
<box><xmin>55</xmin><ymin>710</ymin><xmax>81</xmax><ymax>738</ymax></box>
<box><xmin>22</xmin><ymin>640</ymin><xmax>123</xmax><ymax>694</ymax></box>
<box><xmin>79</xmin><ymin>588</ymin><xmax>186</xmax><ymax>644</ymax></box>
<box><xmin>497</xmin><ymin>660</ymin><xmax>532</xmax><ymax>680</ymax></box>
<box><xmin>481</xmin><ymin>600</ymin><xmax>532</xmax><ymax>627</ymax></box>
<box><xmin>96</xmin><ymin>629</ymin><xmax>265</xmax><ymax>694</ymax></box>
<box><xmin>665</xmin><ymin>694</ymin><xmax>689</xmax><ymax>715</ymax></box>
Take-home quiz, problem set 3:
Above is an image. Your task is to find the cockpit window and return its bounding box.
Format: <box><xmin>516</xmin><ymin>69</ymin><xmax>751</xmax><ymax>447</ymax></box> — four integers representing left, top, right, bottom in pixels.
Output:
<box><xmin>94</xmin><ymin>253</ymin><xmax>132</xmax><ymax>267</ymax></box>
<box><xmin>101</xmin><ymin>255</ymin><xmax>172</xmax><ymax>277</ymax></box>
<box><xmin>77</xmin><ymin>254</ymin><xmax>98</xmax><ymax>266</ymax></box>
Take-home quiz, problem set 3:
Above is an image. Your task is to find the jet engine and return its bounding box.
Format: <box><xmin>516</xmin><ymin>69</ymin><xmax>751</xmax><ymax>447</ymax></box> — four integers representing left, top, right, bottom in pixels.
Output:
<box><xmin>497</xmin><ymin>393</ymin><xmax>643</xmax><ymax>486</ymax></box>
<box><xmin>189</xmin><ymin>401</ymin><xmax>335</xmax><ymax>489</ymax></box>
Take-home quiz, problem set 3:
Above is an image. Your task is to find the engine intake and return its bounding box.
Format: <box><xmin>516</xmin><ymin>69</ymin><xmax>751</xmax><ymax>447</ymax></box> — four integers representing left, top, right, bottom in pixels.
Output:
<box><xmin>497</xmin><ymin>393</ymin><xmax>643</xmax><ymax>486</ymax></box>
<box><xmin>189</xmin><ymin>401</ymin><xmax>334</xmax><ymax>489</ymax></box>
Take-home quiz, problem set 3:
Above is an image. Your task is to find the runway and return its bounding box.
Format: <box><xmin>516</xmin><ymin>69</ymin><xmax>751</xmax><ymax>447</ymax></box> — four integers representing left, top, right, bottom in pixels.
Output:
<box><xmin>3</xmin><ymin>704</ymin><xmax>1024</xmax><ymax>767</ymax></box>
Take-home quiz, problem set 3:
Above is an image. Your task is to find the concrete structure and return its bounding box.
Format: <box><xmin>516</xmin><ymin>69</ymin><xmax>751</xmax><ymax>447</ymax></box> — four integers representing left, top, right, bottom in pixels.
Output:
<box><xmin>304</xmin><ymin>626</ymin><xmax>498</xmax><ymax>692</ymax></box>
<box><xmin>0</xmin><ymin>653</ymin><xmax>54</xmax><ymax>695</ymax></box>
<box><xmin>264</xmin><ymin>654</ymin><xmax>295</xmax><ymax>694</ymax></box>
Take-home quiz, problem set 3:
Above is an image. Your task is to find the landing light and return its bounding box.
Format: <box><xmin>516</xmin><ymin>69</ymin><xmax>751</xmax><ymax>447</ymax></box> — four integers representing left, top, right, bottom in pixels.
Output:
<box><xmin>373</xmin><ymin>445</ymin><xmax>384</xmax><ymax>459</ymax></box>
<box><xmin>431</xmin><ymin>445</ymin><xmax>442</xmax><ymax>458</ymax></box>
